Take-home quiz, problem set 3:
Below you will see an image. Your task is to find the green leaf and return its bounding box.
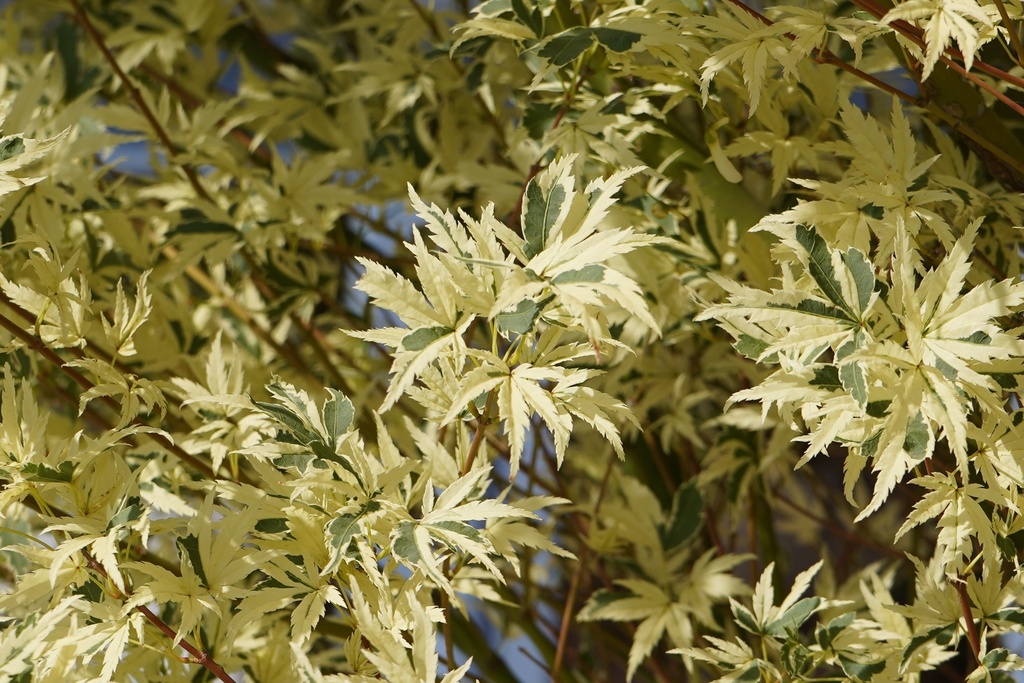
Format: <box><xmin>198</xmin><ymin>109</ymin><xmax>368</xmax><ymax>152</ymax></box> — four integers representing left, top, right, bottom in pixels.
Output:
<box><xmin>815</xmin><ymin>612</ymin><xmax>854</xmax><ymax>649</ymax></box>
<box><xmin>538</xmin><ymin>28</ymin><xmax>595</xmax><ymax>67</ymax></box>
<box><xmin>934</xmin><ymin>356</ymin><xmax>957</xmax><ymax>380</ymax></box>
<box><xmin>766</xmin><ymin>597</ymin><xmax>821</xmax><ymax>636</ymax></box>
<box><xmin>963</xmin><ymin>330</ymin><xmax>992</xmax><ymax>344</ymax></box>
<box><xmin>838</xmin><ymin>653</ymin><xmax>886</xmax><ymax>680</ymax></box>
<box><xmin>990</xmin><ymin>372</ymin><xmax>1017</xmax><ymax>389</ymax></box>
<box><xmin>22</xmin><ymin>461</ymin><xmax>76</xmax><ymax>483</ymax></box>
<box><xmin>734</xmin><ymin>333</ymin><xmax>777</xmax><ymax>362</ymax></box>
<box><xmin>321</xmin><ymin>388</ymin><xmax>354</xmax><ymax>446</ymax></box>
<box><xmin>796</xmin><ymin>225</ymin><xmax>850</xmax><ymax>315</ymax></box>
<box><xmin>865</xmin><ymin>400</ymin><xmax>890</xmax><ymax>418</ymax></box>
<box><xmin>497</xmin><ymin>298</ymin><xmax>544</xmax><ymax>335</ymax></box>
<box><xmin>254</xmin><ymin>400</ymin><xmax>320</xmax><ymax>445</ymax></box>
<box><xmin>255</xmin><ymin>518</ymin><xmax>289</xmax><ymax>534</ymax></box>
<box><xmin>583</xmin><ymin>588</ymin><xmax>624</xmax><ymax>612</ymax></box>
<box><xmin>781</xmin><ymin>639</ymin><xmax>812</xmax><ymax>677</ymax></box>
<box><xmin>166</xmin><ymin>220</ymin><xmax>236</xmax><ymax>239</ymax></box>
<box><xmin>835</xmin><ymin>333</ymin><xmax>861</xmax><ymax>361</ymax></box>
<box><xmin>551</xmin><ymin>264</ymin><xmax>606</xmax><ymax>285</ymax></box>
<box><xmin>840</xmin><ymin>361</ymin><xmax>868</xmax><ymax>408</ymax></box>
<box><xmin>263</xmin><ymin>254</ymin><xmax>311</xmax><ymax>293</ymax></box>
<box><xmin>861</xmin><ymin>203</ymin><xmax>885</xmax><ymax>219</ymax></box>
<box><xmin>659</xmin><ymin>481</ymin><xmax>703</xmax><ymax>551</ymax></box>
<box><xmin>272</xmin><ymin>453</ymin><xmax>316</xmax><ymax>471</ymax></box>
<box><xmin>901</xmin><ymin>623</ymin><xmax>957</xmax><ymax>668</ymax></box>
<box><xmin>992</xmin><ymin>608</ymin><xmax>1024</xmax><ymax>626</ymax></box>
<box><xmin>0</xmin><ymin>136</ymin><xmax>25</xmax><ymax>163</ymax></box>
<box><xmin>105</xmin><ymin>501</ymin><xmax>143</xmax><ymax>531</ymax></box>
<box><xmin>310</xmin><ymin>440</ymin><xmax>360</xmax><ymax>481</ymax></box>
<box><xmin>769</xmin><ymin>298</ymin><xmax>851</xmax><ymax>322</ymax></box>
<box><xmin>323</xmin><ymin>511</ymin><xmax>362</xmax><ymax>575</ymax></box>
<box><xmin>860</xmin><ymin>430</ymin><xmax>881</xmax><ymax>457</ymax></box>
<box><xmin>55</xmin><ymin>19</ymin><xmax>100</xmax><ymax>100</ymax></box>
<box><xmin>427</xmin><ymin>520</ymin><xmax>485</xmax><ymax>546</ymax></box>
<box><xmin>592</xmin><ymin>27</ymin><xmax>642</xmax><ymax>52</ymax></box>
<box><xmin>983</xmin><ymin>648</ymin><xmax>1013</xmax><ymax>669</ymax></box>
<box><xmin>511</xmin><ymin>0</ymin><xmax>543</xmax><ymax>36</ymax></box>
<box><xmin>523</xmin><ymin>177</ymin><xmax>567</xmax><ymax>257</ymax></box>
<box><xmin>809</xmin><ymin>365</ymin><xmax>841</xmax><ymax>389</ymax></box>
<box><xmin>393</xmin><ymin>521</ymin><xmax>421</xmax><ymax>564</ymax></box>
<box><xmin>736</xmin><ymin>662</ymin><xmax>762</xmax><ymax>682</ymax></box>
<box><xmin>732</xmin><ymin>601</ymin><xmax>761</xmax><ymax>634</ymax></box>
<box><xmin>402</xmin><ymin>326</ymin><xmax>451</xmax><ymax>351</ymax></box>
<box><xmin>176</xmin><ymin>534</ymin><xmax>209</xmax><ymax>586</ymax></box>
<box><xmin>524</xmin><ymin>101</ymin><xmax>559</xmax><ymax>138</ymax></box>
<box><xmin>903</xmin><ymin>412</ymin><xmax>930</xmax><ymax>460</ymax></box>
<box><xmin>843</xmin><ymin>248</ymin><xmax>875</xmax><ymax>312</ymax></box>
<box><xmin>74</xmin><ymin>580</ymin><xmax>104</xmax><ymax>604</ymax></box>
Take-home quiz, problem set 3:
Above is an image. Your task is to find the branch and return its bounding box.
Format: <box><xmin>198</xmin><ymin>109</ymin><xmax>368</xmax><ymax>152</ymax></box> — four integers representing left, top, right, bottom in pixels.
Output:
<box><xmin>69</xmin><ymin>0</ymin><xmax>213</xmax><ymax>204</ymax></box>
<box><xmin>462</xmin><ymin>389</ymin><xmax>497</xmax><ymax>476</ymax></box>
<box><xmin>441</xmin><ymin>557</ymin><xmax>458</xmax><ymax>672</ymax></box>
<box><xmin>462</xmin><ymin>423</ymin><xmax>489</xmax><ymax>476</ymax></box>
<box><xmin>0</xmin><ymin>293</ymin><xmax>222</xmax><ymax>480</ymax></box>
<box><xmin>991</xmin><ymin>0</ymin><xmax>1024</xmax><ymax>67</ymax></box>
<box><xmin>551</xmin><ymin>451</ymin><xmax>616</xmax><ymax>681</ymax></box>
<box><xmin>954</xmin><ymin>576</ymin><xmax>982</xmax><ymax>663</ymax></box>
<box><xmin>850</xmin><ymin>0</ymin><xmax>1024</xmax><ymax>90</ymax></box>
<box><xmin>508</xmin><ymin>67</ymin><xmax>591</xmax><ymax>231</ymax></box>
<box><xmin>81</xmin><ymin>551</ymin><xmax>237</xmax><ymax>683</ymax></box>
<box><xmin>134</xmin><ymin>62</ymin><xmax>272</xmax><ymax>165</ymax></box>
<box><xmin>722</xmin><ymin>0</ymin><xmax>1024</xmax><ymax>183</ymax></box>
<box><xmin>402</xmin><ymin>0</ymin><xmax>510</xmax><ymax>146</ymax></box>
<box><xmin>236</xmin><ymin>0</ymin><xmax>313</xmax><ymax>71</ymax></box>
<box><xmin>941</xmin><ymin>56</ymin><xmax>1024</xmax><ymax>119</ymax></box>
<box><xmin>774</xmin><ymin>490</ymin><xmax>904</xmax><ymax>559</ymax></box>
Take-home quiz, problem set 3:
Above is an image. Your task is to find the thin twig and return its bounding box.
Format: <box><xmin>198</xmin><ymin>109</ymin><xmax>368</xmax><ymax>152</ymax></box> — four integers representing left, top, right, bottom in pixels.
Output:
<box><xmin>69</xmin><ymin>0</ymin><xmax>212</xmax><ymax>204</ymax></box>
<box><xmin>0</xmin><ymin>295</ymin><xmax>223</xmax><ymax>480</ymax></box>
<box><xmin>774</xmin><ymin>491</ymin><xmax>904</xmax><ymax>559</ymax></box>
<box><xmin>850</xmin><ymin>0</ymin><xmax>1024</xmax><ymax>89</ymax></box>
<box><xmin>954</xmin><ymin>577</ymin><xmax>982</xmax><ymax>663</ymax></box>
<box><xmin>551</xmin><ymin>451</ymin><xmax>616</xmax><ymax>681</ymax></box>
<box><xmin>518</xmin><ymin>645</ymin><xmax>552</xmax><ymax>676</ymax></box>
<box><xmin>441</xmin><ymin>557</ymin><xmax>458</xmax><ymax>672</ymax></box>
<box><xmin>237</xmin><ymin>245</ymin><xmax>362</xmax><ymax>392</ymax></box>
<box><xmin>551</xmin><ymin>551</ymin><xmax>585</xmax><ymax>682</ymax></box>
<box><xmin>508</xmin><ymin>67</ymin><xmax>591</xmax><ymax>230</ymax></box>
<box><xmin>81</xmin><ymin>551</ymin><xmax>237</xmax><ymax>683</ymax></box>
<box><xmin>723</xmin><ymin>0</ymin><xmax>914</xmax><ymax>104</ymax></box>
<box><xmin>992</xmin><ymin>0</ymin><xmax>1024</xmax><ymax>67</ymax></box>
<box><xmin>723</xmin><ymin>0</ymin><xmax>1024</xmax><ymax>182</ymax></box>
<box><xmin>941</xmin><ymin>56</ymin><xmax>1024</xmax><ymax>118</ymax></box>
<box><xmin>70</xmin><ymin>2</ymin><xmax>342</xmax><ymax>389</ymax></box>
<box><xmin>462</xmin><ymin>415</ymin><xmax>490</xmax><ymax>476</ymax></box>
<box><xmin>173</xmin><ymin>251</ymin><xmax>324</xmax><ymax>387</ymax></box>
<box><xmin>134</xmin><ymin>62</ymin><xmax>272</xmax><ymax>164</ymax></box>
<box><xmin>236</xmin><ymin>0</ymin><xmax>311</xmax><ymax>71</ymax></box>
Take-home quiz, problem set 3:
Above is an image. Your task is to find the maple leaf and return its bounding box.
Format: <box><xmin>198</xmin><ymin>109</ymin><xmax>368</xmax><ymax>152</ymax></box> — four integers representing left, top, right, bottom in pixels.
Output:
<box><xmin>882</xmin><ymin>0</ymin><xmax>998</xmax><ymax>77</ymax></box>
<box><xmin>579</xmin><ymin>551</ymin><xmax>749</xmax><ymax>679</ymax></box>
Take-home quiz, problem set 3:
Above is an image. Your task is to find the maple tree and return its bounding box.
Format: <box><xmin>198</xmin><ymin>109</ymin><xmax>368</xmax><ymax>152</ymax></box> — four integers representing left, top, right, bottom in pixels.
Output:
<box><xmin>2</xmin><ymin>0</ymin><xmax>1024</xmax><ymax>681</ymax></box>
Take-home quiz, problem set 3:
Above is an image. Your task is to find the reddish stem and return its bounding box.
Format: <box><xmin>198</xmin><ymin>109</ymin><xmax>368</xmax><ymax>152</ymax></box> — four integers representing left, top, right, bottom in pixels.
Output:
<box><xmin>69</xmin><ymin>0</ymin><xmax>213</xmax><ymax>204</ymax></box>
<box><xmin>954</xmin><ymin>577</ymin><xmax>982</xmax><ymax>663</ymax></box>
<box><xmin>82</xmin><ymin>552</ymin><xmax>237</xmax><ymax>682</ymax></box>
<box><xmin>508</xmin><ymin>68</ymin><xmax>592</xmax><ymax>231</ymax></box>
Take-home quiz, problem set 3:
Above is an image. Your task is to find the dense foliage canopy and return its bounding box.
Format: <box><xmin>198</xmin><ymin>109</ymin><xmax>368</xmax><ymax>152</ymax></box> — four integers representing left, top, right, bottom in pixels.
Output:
<box><xmin>3</xmin><ymin>0</ymin><xmax>1024</xmax><ymax>681</ymax></box>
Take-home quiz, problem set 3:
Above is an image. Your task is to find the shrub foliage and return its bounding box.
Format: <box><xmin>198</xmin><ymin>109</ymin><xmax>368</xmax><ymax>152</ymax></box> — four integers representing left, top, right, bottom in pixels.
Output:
<box><xmin>1</xmin><ymin>0</ymin><xmax>1024</xmax><ymax>681</ymax></box>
